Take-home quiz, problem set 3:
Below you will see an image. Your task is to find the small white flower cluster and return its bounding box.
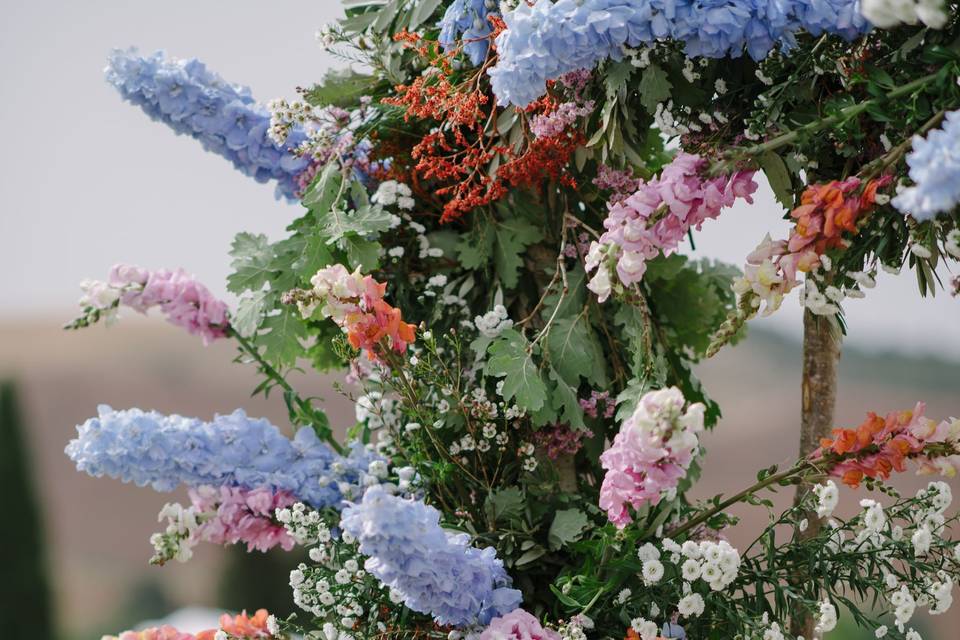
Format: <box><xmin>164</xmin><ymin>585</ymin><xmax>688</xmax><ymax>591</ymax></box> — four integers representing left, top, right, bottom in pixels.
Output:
<box><xmin>385</xmin><ymin>214</ymin><xmax>445</xmax><ymax>262</ymax></box>
<box><xmin>944</xmin><ymin>229</ymin><xmax>960</xmax><ymax>259</ymax></box>
<box><xmin>654</xmin><ymin>101</ymin><xmax>692</xmax><ymax>137</ymax></box>
<box><xmin>424</xmin><ymin>274</ymin><xmax>448</xmax><ymax>298</ymax></box>
<box><xmin>474</xmin><ymin>304</ymin><xmax>513</xmax><ymax>338</ymax></box>
<box><xmin>815</xmin><ymin>600</ymin><xmax>838</xmax><ymax>634</ymax></box>
<box><xmin>861</xmin><ymin>0</ymin><xmax>948</xmax><ymax>29</ymax></box>
<box><xmin>372</xmin><ymin>180</ymin><xmax>415</xmax><ymax>211</ymax></box>
<box><xmin>752</xmin><ymin>612</ymin><xmax>787</xmax><ymax>640</ymax></box>
<box><xmin>356</xmin><ymin>391</ymin><xmax>403</xmax><ymax>432</ymax></box>
<box><xmin>812</xmin><ymin>480</ymin><xmax>839</xmax><ymax>519</ymax></box>
<box><xmin>149</xmin><ymin>502</ymin><xmax>200</xmax><ymax>564</ymax></box>
<box><xmin>660</xmin><ymin>537</ymin><xmax>741</xmax><ymax>592</ymax></box>
<box><xmin>624</xmin><ymin>46</ymin><xmax>653</xmax><ymax>69</ymax></box>
<box><xmin>267</xmin><ymin>98</ymin><xmax>322</xmax><ymax>146</ymax></box>
<box><xmin>836</xmin><ymin>482</ymin><xmax>960</xmax><ymax>632</ymax></box>
<box><xmin>890</xmin><ymin>584</ymin><xmax>917</xmax><ymax>628</ymax></box>
<box><xmin>315</xmin><ymin>22</ymin><xmax>342</xmax><ymax>51</ymax></box>
<box><xmin>276</xmin><ymin>502</ymin><xmax>327</xmax><ymax>545</ymax></box>
<box><xmin>557</xmin><ymin>614</ymin><xmax>593</xmax><ymax>640</ymax></box>
<box><xmin>800</xmin><ymin>261</ymin><xmax>878</xmax><ymax>317</ymax></box>
<box><xmin>630</xmin><ymin>616</ymin><xmax>659</xmax><ymax>640</ymax></box>
<box><xmin>282</xmin><ymin>506</ymin><xmax>376</xmax><ymax>637</ymax></box>
<box><xmin>856</xmin><ymin>498</ymin><xmax>888</xmax><ymax>544</ymax></box>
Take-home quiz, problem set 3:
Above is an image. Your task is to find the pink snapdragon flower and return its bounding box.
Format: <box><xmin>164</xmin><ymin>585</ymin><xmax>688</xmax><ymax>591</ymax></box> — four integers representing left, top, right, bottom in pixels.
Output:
<box><xmin>190</xmin><ymin>486</ymin><xmax>297</xmax><ymax>553</ymax></box>
<box><xmin>76</xmin><ymin>264</ymin><xmax>229</xmax><ymax>344</ymax></box>
<box><xmin>585</xmin><ymin>153</ymin><xmax>757</xmax><ymax>301</ymax></box>
<box><xmin>599</xmin><ymin>387</ymin><xmax>705</xmax><ymax>528</ymax></box>
<box><xmin>479</xmin><ymin>609</ymin><xmax>561</xmax><ymax>640</ymax></box>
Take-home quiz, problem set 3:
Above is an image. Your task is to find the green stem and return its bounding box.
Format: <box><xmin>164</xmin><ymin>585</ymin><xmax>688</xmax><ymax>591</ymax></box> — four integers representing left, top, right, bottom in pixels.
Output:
<box><xmin>668</xmin><ymin>462</ymin><xmax>812</xmax><ymax>539</ymax></box>
<box><xmin>227</xmin><ymin>327</ymin><xmax>344</xmax><ymax>454</ymax></box>
<box><xmin>722</xmin><ymin>71</ymin><xmax>942</xmax><ymax>165</ymax></box>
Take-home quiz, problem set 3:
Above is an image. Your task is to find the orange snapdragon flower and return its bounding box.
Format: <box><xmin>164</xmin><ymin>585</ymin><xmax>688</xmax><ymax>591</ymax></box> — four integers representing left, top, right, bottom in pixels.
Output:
<box><xmin>788</xmin><ymin>175</ymin><xmax>893</xmax><ymax>257</ymax></box>
<box><xmin>196</xmin><ymin>609</ymin><xmax>274</xmax><ymax>640</ymax></box>
<box><xmin>815</xmin><ymin>404</ymin><xmax>929</xmax><ymax>488</ymax></box>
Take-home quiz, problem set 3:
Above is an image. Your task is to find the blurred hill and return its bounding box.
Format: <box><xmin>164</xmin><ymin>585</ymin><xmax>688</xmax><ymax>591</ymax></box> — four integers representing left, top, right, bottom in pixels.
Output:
<box><xmin>0</xmin><ymin>317</ymin><xmax>956</xmax><ymax>638</ymax></box>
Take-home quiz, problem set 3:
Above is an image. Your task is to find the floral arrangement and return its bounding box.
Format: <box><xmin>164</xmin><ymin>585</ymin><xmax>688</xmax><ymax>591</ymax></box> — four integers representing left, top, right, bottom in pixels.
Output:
<box><xmin>66</xmin><ymin>1</ymin><xmax>960</xmax><ymax>639</ymax></box>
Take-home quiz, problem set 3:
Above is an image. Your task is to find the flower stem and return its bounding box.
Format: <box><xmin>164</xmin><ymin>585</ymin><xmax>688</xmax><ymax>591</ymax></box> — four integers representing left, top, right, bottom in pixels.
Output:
<box><xmin>668</xmin><ymin>463</ymin><xmax>809</xmax><ymax>539</ymax></box>
<box><xmin>718</xmin><ymin>71</ymin><xmax>942</xmax><ymax>168</ymax></box>
<box><xmin>227</xmin><ymin>327</ymin><xmax>343</xmax><ymax>454</ymax></box>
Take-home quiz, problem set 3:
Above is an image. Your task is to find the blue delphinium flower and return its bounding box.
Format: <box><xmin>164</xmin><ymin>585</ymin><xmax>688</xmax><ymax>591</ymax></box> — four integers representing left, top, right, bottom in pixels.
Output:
<box><xmin>339</xmin><ymin>485</ymin><xmax>522</xmax><ymax>627</ymax></box>
<box><xmin>893</xmin><ymin>109</ymin><xmax>960</xmax><ymax>221</ymax></box>
<box><xmin>489</xmin><ymin>0</ymin><xmax>871</xmax><ymax>107</ymax></box>
<box><xmin>439</xmin><ymin>0</ymin><xmax>500</xmax><ymax>66</ymax></box>
<box><xmin>105</xmin><ymin>48</ymin><xmax>309</xmax><ymax>200</ymax></box>
<box><xmin>65</xmin><ymin>405</ymin><xmax>375</xmax><ymax>508</ymax></box>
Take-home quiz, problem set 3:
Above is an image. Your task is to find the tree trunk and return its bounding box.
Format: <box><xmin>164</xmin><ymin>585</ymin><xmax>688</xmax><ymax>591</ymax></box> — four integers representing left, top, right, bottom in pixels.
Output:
<box><xmin>790</xmin><ymin>311</ymin><xmax>841</xmax><ymax>638</ymax></box>
<box><xmin>555</xmin><ymin>453</ymin><xmax>578</xmax><ymax>493</ymax></box>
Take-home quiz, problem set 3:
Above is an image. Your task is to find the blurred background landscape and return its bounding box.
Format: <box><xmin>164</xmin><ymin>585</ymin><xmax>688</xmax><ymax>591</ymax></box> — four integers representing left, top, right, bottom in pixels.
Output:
<box><xmin>0</xmin><ymin>1</ymin><xmax>958</xmax><ymax>639</ymax></box>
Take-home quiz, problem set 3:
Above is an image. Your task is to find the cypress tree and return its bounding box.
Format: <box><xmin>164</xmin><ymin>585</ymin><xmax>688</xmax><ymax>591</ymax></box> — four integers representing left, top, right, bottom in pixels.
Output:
<box><xmin>0</xmin><ymin>379</ymin><xmax>56</xmax><ymax>640</ymax></box>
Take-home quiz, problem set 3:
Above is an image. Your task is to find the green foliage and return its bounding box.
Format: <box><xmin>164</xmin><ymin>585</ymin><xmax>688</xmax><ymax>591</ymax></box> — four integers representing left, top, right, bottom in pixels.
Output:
<box><xmin>547</xmin><ymin>508</ymin><xmax>589</xmax><ymax>551</ymax></box>
<box><xmin>638</xmin><ymin>64</ymin><xmax>673</xmax><ymax>114</ymax></box>
<box><xmin>0</xmin><ymin>380</ymin><xmax>55</xmax><ymax>640</ymax></box>
<box><xmin>485</xmin><ymin>329</ymin><xmax>548</xmax><ymax>412</ymax></box>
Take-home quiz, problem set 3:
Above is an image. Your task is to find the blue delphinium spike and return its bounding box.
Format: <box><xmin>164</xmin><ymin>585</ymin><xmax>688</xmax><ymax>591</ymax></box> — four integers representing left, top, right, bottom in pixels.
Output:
<box><xmin>65</xmin><ymin>405</ymin><xmax>378</xmax><ymax>508</ymax></box>
<box><xmin>105</xmin><ymin>48</ymin><xmax>310</xmax><ymax>200</ymax></box>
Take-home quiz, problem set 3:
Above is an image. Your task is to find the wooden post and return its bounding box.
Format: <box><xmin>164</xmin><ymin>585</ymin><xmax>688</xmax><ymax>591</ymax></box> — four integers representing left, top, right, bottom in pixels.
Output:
<box><xmin>790</xmin><ymin>311</ymin><xmax>841</xmax><ymax>638</ymax></box>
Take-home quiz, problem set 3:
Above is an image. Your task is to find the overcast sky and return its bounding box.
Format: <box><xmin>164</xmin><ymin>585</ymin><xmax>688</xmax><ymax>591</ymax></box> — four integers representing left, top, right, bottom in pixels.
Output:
<box><xmin>1</xmin><ymin>1</ymin><xmax>957</xmax><ymax>359</ymax></box>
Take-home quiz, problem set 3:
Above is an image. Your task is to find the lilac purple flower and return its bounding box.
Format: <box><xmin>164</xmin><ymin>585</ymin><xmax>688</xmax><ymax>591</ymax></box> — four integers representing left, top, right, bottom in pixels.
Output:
<box><xmin>105</xmin><ymin>48</ymin><xmax>310</xmax><ymax>200</ymax></box>
<box><xmin>339</xmin><ymin>485</ymin><xmax>522</xmax><ymax>627</ymax></box>
<box><xmin>65</xmin><ymin>405</ymin><xmax>375</xmax><ymax>508</ymax></box>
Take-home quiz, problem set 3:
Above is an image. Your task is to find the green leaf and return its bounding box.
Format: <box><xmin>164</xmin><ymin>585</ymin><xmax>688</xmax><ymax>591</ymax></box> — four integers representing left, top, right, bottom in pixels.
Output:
<box><xmin>546</xmin><ymin>313</ymin><xmax>607</xmax><ymax>387</ymax></box>
<box><xmin>227</xmin><ymin>232</ymin><xmax>274</xmax><ymax>294</ymax></box>
<box><xmin>345</xmin><ymin>236</ymin><xmax>381</xmax><ymax>271</ymax></box>
<box><xmin>259</xmin><ymin>310</ymin><xmax>308</xmax><ymax>366</ymax></box>
<box><xmin>541</xmin><ymin>264</ymin><xmax>587</xmax><ymax>321</ymax></box>
<box><xmin>492</xmin><ymin>218</ymin><xmax>543</xmax><ymax>289</ymax></box>
<box><xmin>287</xmin><ymin>234</ymin><xmax>335</xmax><ymax>280</ymax></box>
<box><xmin>485</xmin><ymin>329</ymin><xmax>547</xmax><ymax>412</ymax></box>
<box><xmin>232</xmin><ymin>290</ymin><xmax>268</xmax><ymax>338</ymax></box>
<box><xmin>604</xmin><ymin>60</ymin><xmax>634</xmax><ymax>98</ymax></box>
<box><xmin>548</xmin><ymin>508</ymin><xmax>589</xmax><ymax>550</ymax></box>
<box><xmin>408</xmin><ymin>0</ymin><xmax>444</xmax><ymax>29</ymax></box>
<box><xmin>548</xmin><ymin>367</ymin><xmax>586</xmax><ymax>430</ymax></box>
<box><xmin>639</xmin><ymin>64</ymin><xmax>673</xmax><ymax>114</ymax></box>
<box><xmin>318</xmin><ymin>205</ymin><xmax>396</xmax><ymax>243</ymax></box>
<box><xmin>758</xmin><ymin>151</ymin><xmax>793</xmax><ymax>210</ymax></box>
<box><xmin>483</xmin><ymin>487</ymin><xmax>525</xmax><ymax>525</ymax></box>
<box><xmin>303</xmin><ymin>163</ymin><xmax>342</xmax><ymax>211</ymax></box>
<box><xmin>515</xmin><ymin>546</ymin><xmax>547</xmax><ymax>566</ymax></box>
<box><xmin>456</xmin><ymin>225</ymin><xmax>495</xmax><ymax>271</ymax></box>
<box><xmin>303</xmin><ymin>69</ymin><xmax>377</xmax><ymax>108</ymax></box>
